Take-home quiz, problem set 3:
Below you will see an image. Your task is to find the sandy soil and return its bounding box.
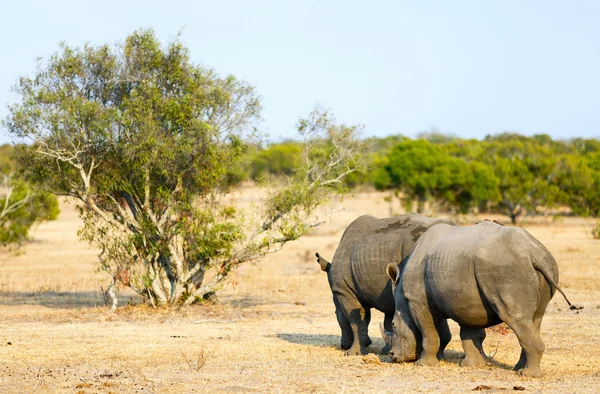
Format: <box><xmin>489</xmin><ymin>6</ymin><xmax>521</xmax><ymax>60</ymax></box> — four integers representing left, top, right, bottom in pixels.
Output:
<box><xmin>1</xmin><ymin>189</ymin><xmax>599</xmax><ymax>393</ymax></box>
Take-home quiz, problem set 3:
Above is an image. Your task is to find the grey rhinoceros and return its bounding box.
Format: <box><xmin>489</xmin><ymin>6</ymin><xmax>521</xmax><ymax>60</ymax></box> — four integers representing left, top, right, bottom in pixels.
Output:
<box><xmin>315</xmin><ymin>213</ymin><xmax>455</xmax><ymax>356</ymax></box>
<box><xmin>383</xmin><ymin>220</ymin><xmax>571</xmax><ymax>377</ymax></box>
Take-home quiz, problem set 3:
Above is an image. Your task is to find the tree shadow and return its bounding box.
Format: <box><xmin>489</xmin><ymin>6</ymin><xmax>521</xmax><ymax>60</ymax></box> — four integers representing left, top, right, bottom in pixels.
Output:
<box><xmin>276</xmin><ymin>332</ymin><xmax>388</xmax><ymax>355</ymax></box>
<box><xmin>277</xmin><ymin>333</ymin><xmax>341</xmax><ymax>349</ymax></box>
<box><xmin>226</xmin><ymin>295</ymin><xmax>272</xmax><ymax>308</ymax></box>
<box><xmin>224</xmin><ymin>294</ymin><xmax>311</xmax><ymax>310</ymax></box>
<box><xmin>486</xmin><ymin>357</ymin><xmax>514</xmax><ymax>371</ymax></box>
<box><xmin>0</xmin><ymin>290</ymin><xmax>141</xmax><ymax>309</ymax></box>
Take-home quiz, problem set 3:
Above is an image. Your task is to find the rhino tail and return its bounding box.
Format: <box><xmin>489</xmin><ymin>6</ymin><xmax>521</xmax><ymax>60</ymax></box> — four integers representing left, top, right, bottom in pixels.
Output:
<box><xmin>315</xmin><ymin>252</ymin><xmax>331</xmax><ymax>272</ymax></box>
<box><xmin>530</xmin><ymin>256</ymin><xmax>572</xmax><ymax>306</ymax></box>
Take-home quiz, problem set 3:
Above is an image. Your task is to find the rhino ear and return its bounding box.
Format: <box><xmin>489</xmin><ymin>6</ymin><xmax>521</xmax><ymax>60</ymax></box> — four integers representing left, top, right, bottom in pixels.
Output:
<box><xmin>316</xmin><ymin>252</ymin><xmax>331</xmax><ymax>272</ymax></box>
<box><xmin>386</xmin><ymin>262</ymin><xmax>400</xmax><ymax>285</ymax></box>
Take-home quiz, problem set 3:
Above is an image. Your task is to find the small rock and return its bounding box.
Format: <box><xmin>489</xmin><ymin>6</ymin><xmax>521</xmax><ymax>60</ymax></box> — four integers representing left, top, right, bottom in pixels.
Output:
<box><xmin>513</xmin><ymin>386</ymin><xmax>526</xmax><ymax>391</ymax></box>
<box><xmin>472</xmin><ymin>385</ymin><xmax>493</xmax><ymax>391</ymax></box>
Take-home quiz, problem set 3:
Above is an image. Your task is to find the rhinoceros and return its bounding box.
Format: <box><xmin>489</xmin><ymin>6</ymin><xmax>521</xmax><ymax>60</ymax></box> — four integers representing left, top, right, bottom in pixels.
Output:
<box><xmin>384</xmin><ymin>220</ymin><xmax>571</xmax><ymax>377</ymax></box>
<box><xmin>316</xmin><ymin>213</ymin><xmax>455</xmax><ymax>356</ymax></box>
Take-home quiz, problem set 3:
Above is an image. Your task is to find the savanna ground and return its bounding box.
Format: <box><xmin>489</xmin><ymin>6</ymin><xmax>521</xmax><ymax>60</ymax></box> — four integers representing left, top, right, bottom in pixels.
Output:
<box><xmin>1</xmin><ymin>187</ymin><xmax>599</xmax><ymax>393</ymax></box>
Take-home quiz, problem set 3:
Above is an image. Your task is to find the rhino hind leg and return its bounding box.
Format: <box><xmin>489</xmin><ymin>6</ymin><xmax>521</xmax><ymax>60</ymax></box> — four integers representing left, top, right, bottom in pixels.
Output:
<box><xmin>459</xmin><ymin>327</ymin><xmax>487</xmax><ymax>368</ymax></box>
<box><xmin>343</xmin><ymin>306</ymin><xmax>371</xmax><ymax>356</ymax></box>
<box><xmin>506</xmin><ymin>321</ymin><xmax>545</xmax><ymax>378</ymax></box>
<box><xmin>513</xmin><ymin>278</ymin><xmax>552</xmax><ymax>374</ymax></box>
<box><xmin>487</xmin><ymin>299</ymin><xmax>547</xmax><ymax>377</ymax></box>
<box><xmin>336</xmin><ymin>309</ymin><xmax>354</xmax><ymax>350</ymax></box>
<box><xmin>513</xmin><ymin>317</ymin><xmax>541</xmax><ymax>371</ymax></box>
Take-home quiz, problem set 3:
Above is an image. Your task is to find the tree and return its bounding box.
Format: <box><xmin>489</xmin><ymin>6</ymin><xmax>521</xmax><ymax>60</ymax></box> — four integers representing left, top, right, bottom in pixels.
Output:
<box><xmin>4</xmin><ymin>30</ymin><xmax>366</xmax><ymax>306</ymax></box>
<box><xmin>382</xmin><ymin>139</ymin><xmax>499</xmax><ymax>214</ymax></box>
<box><xmin>248</xmin><ymin>142</ymin><xmax>302</xmax><ymax>180</ymax></box>
<box><xmin>556</xmin><ymin>152</ymin><xmax>600</xmax><ymax>217</ymax></box>
<box><xmin>363</xmin><ymin>135</ymin><xmax>407</xmax><ymax>190</ymax></box>
<box><xmin>0</xmin><ymin>144</ymin><xmax>59</xmax><ymax>246</ymax></box>
<box><xmin>480</xmin><ymin>134</ymin><xmax>565</xmax><ymax>224</ymax></box>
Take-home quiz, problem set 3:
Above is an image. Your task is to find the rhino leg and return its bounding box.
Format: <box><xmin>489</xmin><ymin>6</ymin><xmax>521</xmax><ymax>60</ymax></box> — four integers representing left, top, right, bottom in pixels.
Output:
<box><xmin>513</xmin><ymin>278</ymin><xmax>551</xmax><ymax>374</ymax></box>
<box><xmin>381</xmin><ymin>313</ymin><xmax>394</xmax><ymax>354</ymax></box>
<box><xmin>336</xmin><ymin>308</ymin><xmax>354</xmax><ymax>350</ymax></box>
<box><xmin>507</xmin><ymin>321</ymin><xmax>545</xmax><ymax>378</ymax></box>
<box><xmin>484</xmin><ymin>283</ymin><xmax>549</xmax><ymax>378</ymax></box>
<box><xmin>514</xmin><ymin>344</ymin><xmax>527</xmax><ymax>371</ymax></box>
<box><xmin>437</xmin><ymin>319</ymin><xmax>452</xmax><ymax>360</ymax></box>
<box><xmin>339</xmin><ymin>300</ymin><xmax>371</xmax><ymax>356</ymax></box>
<box><xmin>408</xmin><ymin>301</ymin><xmax>441</xmax><ymax>367</ymax></box>
<box><xmin>459</xmin><ymin>327</ymin><xmax>487</xmax><ymax>368</ymax></box>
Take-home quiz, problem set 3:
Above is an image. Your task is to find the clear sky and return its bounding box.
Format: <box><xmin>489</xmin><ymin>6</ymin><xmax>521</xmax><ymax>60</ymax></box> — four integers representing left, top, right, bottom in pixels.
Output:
<box><xmin>1</xmin><ymin>0</ymin><xmax>599</xmax><ymax>144</ymax></box>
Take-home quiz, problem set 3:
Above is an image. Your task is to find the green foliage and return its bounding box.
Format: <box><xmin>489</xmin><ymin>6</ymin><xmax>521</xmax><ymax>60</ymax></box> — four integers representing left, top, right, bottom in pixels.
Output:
<box><xmin>592</xmin><ymin>221</ymin><xmax>600</xmax><ymax>240</ymax></box>
<box><xmin>383</xmin><ymin>139</ymin><xmax>499</xmax><ymax>214</ymax></box>
<box><xmin>373</xmin><ymin>132</ymin><xmax>600</xmax><ymax>222</ymax></box>
<box><xmin>477</xmin><ymin>136</ymin><xmax>563</xmax><ymax>222</ymax></box>
<box><xmin>248</xmin><ymin>142</ymin><xmax>302</xmax><ymax>180</ymax></box>
<box><xmin>0</xmin><ymin>144</ymin><xmax>59</xmax><ymax>246</ymax></box>
<box><xmin>0</xmin><ymin>178</ymin><xmax>59</xmax><ymax>245</ymax></box>
<box><xmin>555</xmin><ymin>154</ymin><xmax>600</xmax><ymax>217</ymax></box>
<box><xmin>569</xmin><ymin>138</ymin><xmax>600</xmax><ymax>155</ymax></box>
<box><xmin>0</xmin><ymin>144</ymin><xmax>15</xmax><ymax>173</ymax></box>
<box><xmin>416</xmin><ymin>130</ymin><xmax>459</xmax><ymax>144</ymax></box>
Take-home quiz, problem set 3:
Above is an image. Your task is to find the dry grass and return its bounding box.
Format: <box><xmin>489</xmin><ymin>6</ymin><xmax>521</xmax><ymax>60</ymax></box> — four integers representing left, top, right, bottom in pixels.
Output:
<box><xmin>1</xmin><ymin>190</ymin><xmax>599</xmax><ymax>393</ymax></box>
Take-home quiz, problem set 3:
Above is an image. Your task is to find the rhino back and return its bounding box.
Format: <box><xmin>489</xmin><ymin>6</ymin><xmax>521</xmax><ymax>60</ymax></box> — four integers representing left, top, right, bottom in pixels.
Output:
<box><xmin>332</xmin><ymin>214</ymin><xmax>453</xmax><ymax>312</ymax></box>
<box><xmin>404</xmin><ymin>222</ymin><xmax>556</xmax><ymax>326</ymax></box>
<box><xmin>406</xmin><ymin>221</ymin><xmax>515</xmax><ymax>289</ymax></box>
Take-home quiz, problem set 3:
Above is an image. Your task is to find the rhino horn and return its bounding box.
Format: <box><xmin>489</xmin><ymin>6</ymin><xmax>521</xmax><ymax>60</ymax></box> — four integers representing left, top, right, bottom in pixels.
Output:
<box><xmin>379</xmin><ymin>322</ymin><xmax>391</xmax><ymax>345</ymax></box>
<box><xmin>315</xmin><ymin>252</ymin><xmax>331</xmax><ymax>272</ymax></box>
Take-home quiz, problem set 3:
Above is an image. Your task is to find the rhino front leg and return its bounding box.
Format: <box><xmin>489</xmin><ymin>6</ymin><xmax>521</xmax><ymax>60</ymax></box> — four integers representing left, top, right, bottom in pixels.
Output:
<box><xmin>437</xmin><ymin>319</ymin><xmax>452</xmax><ymax>360</ymax></box>
<box><xmin>459</xmin><ymin>327</ymin><xmax>487</xmax><ymax>368</ymax></box>
<box><xmin>381</xmin><ymin>313</ymin><xmax>394</xmax><ymax>354</ymax></box>
<box><xmin>409</xmin><ymin>302</ymin><xmax>441</xmax><ymax>367</ymax></box>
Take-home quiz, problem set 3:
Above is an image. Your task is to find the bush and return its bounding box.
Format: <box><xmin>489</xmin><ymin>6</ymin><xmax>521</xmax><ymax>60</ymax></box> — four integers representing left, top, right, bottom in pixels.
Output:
<box><xmin>0</xmin><ymin>145</ymin><xmax>59</xmax><ymax>246</ymax></box>
<box><xmin>592</xmin><ymin>222</ymin><xmax>600</xmax><ymax>240</ymax></box>
<box><xmin>249</xmin><ymin>142</ymin><xmax>302</xmax><ymax>180</ymax></box>
<box><xmin>0</xmin><ymin>175</ymin><xmax>59</xmax><ymax>246</ymax></box>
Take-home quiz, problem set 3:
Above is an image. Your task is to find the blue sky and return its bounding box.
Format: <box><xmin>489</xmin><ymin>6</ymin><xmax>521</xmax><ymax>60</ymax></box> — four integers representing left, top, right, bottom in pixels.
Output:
<box><xmin>1</xmin><ymin>0</ymin><xmax>599</xmax><ymax>144</ymax></box>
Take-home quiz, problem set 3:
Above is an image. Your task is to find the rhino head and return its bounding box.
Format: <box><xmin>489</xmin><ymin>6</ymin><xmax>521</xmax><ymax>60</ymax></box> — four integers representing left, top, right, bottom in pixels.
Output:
<box><xmin>383</xmin><ymin>262</ymin><xmax>421</xmax><ymax>363</ymax></box>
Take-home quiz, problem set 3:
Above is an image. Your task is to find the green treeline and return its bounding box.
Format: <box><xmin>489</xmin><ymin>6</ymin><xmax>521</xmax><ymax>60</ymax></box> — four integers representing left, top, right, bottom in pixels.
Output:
<box><xmin>3</xmin><ymin>131</ymin><xmax>600</xmax><ymax>238</ymax></box>
<box><xmin>247</xmin><ymin>133</ymin><xmax>600</xmax><ymax>224</ymax></box>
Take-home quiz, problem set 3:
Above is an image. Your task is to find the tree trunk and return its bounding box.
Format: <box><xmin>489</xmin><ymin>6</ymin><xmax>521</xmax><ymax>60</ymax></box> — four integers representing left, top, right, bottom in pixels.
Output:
<box><xmin>416</xmin><ymin>196</ymin><xmax>425</xmax><ymax>214</ymax></box>
<box><xmin>105</xmin><ymin>280</ymin><xmax>118</xmax><ymax>312</ymax></box>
